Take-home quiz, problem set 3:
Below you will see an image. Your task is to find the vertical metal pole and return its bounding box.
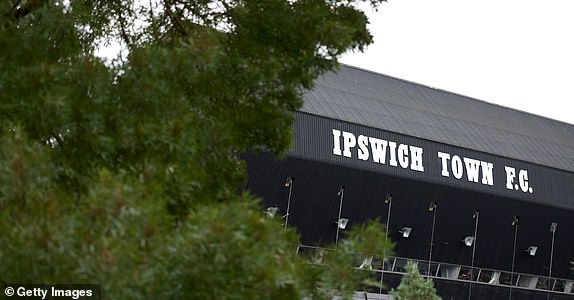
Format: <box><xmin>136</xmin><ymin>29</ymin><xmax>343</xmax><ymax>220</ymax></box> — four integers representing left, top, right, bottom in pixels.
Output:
<box><xmin>548</xmin><ymin>222</ymin><xmax>557</xmax><ymax>300</ymax></box>
<box><xmin>335</xmin><ymin>186</ymin><xmax>345</xmax><ymax>246</ymax></box>
<box><xmin>380</xmin><ymin>194</ymin><xmax>392</xmax><ymax>294</ymax></box>
<box><xmin>284</xmin><ymin>177</ymin><xmax>293</xmax><ymax>231</ymax></box>
<box><xmin>510</xmin><ymin>216</ymin><xmax>519</xmax><ymax>300</ymax></box>
<box><xmin>428</xmin><ymin>202</ymin><xmax>437</xmax><ymax>277</ymax></box>
<box><xmin>469</xmin><ymin>210</ymin><xmax>479</xmax><ymax>300</ymax></box>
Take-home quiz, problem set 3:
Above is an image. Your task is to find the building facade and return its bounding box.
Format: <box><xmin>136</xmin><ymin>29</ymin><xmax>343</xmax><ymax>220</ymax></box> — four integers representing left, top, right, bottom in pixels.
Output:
<box><xmin>244</xmin><ymin>65</ymin><xmax>574</xmax><ymax>299</ymax></box>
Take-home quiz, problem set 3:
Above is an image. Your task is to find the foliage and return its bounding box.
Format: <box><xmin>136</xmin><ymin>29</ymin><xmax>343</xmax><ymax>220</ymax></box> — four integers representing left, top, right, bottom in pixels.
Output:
<box><xmin>0</xmin><ymin>0</ymin><xmax>391</xmax><ymax>299</ymax></box>
<box><xmin>390</xmin><ymin>261</ymin><xmax>441</xmax><ymax>300</ymax></box>
<box><xmin>300</xmin><ymin>219</ymin><xmax>395</xmax><ymax>299</ymax></box>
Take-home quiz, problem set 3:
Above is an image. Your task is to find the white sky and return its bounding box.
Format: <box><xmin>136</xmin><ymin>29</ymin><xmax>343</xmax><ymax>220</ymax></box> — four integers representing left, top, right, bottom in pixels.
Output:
<box><xmin>340</xmin><ymin>0</ymin><xmax>574</xmax><ymax>125</ymax></box>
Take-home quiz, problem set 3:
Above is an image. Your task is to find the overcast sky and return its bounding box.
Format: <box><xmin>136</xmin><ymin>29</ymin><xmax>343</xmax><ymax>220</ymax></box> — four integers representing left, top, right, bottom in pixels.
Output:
<box><xmin>340</xmin><ymin>0</ymin><xmax>574</xmax><ymax>125</ymax></box>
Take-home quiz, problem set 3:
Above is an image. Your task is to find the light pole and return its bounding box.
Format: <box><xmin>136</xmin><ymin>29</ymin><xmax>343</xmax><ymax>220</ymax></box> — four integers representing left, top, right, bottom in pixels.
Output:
<box><xmin>335</xmin><ymin>186</ymin><xmax>345</xmax><ymax>246</ymax></box>
<box><xmin>428</xmin><ymin>201</ymin><xmax>437</xmax><ymax>277</ymax></box>
<box><xmin>379</xmin><ymin>193</ymin><xmax>392</xmax><ymax>294</ymax></box>
<box><xmin>283</xmin><ymin>176</ymin><xmax>294</xmax><ymax>230</ymax></box>
<box><xmin>548</xmin><ymin>222</ymin><xmax>558</xmax><ymax>300</ymax></box>
<box><xmin>469</xmin><ymin>209</ymin><xmax>479</xmax><ymax>300</ymax></box>
<box><xmin>510</xmin><ymin>215</ymin><xmax>520</xmax><ymax>300</ymax></box>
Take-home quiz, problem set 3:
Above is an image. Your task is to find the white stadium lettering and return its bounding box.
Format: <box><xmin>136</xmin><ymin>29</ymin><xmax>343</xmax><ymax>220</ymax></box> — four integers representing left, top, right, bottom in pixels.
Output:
<box><xmin>332</xmin><ymin>129</ymin><xmax>534</xmax><ymax>192</ymax></box>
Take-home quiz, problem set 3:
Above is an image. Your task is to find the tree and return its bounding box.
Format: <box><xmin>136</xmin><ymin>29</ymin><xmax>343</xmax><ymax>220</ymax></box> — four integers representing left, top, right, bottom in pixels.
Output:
<box><xmin>390</xmin><ymin>261</ymin><xmax>441</xmax><ymax>300</ymax></box>
<box><xmin>0</xmin><ymin>0</ymin><xmax>392</xmax><ymax>299</ymax></box>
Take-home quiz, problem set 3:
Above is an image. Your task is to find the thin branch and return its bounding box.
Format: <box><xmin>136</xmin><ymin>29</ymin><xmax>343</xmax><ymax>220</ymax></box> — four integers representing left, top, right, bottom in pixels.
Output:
<box><xmin>3</xmin><ymin>0</ymin><xmax>45</xmax><ymax>23</ymax></box>
<box><xmin>3</xmin><ymin>0</ymin><xmax>23</xmax><ymax>20</ymax></box>
<box><xmin>117</xmin><ymin>9</ymin><xmax>133</xmax><ymax>47</ymax></box>
<box><xmin>7</xmin><ymin>0</ymin><xmax>23</xmax><ymax>15</ymax></box>
<box><xmin>163</xmin><ymin>0</ymin><xmax>188</xmax><ymax>36</ymax></box>
<box><xmin>2</xmin><ymin>111</ymin><xmax>16</xmax><ymax>123</ymax></box>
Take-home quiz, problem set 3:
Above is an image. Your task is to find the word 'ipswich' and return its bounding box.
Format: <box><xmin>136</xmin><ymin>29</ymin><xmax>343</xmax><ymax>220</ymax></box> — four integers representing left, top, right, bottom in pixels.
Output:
<box><xmin>332</xmin><ymin>129</ymin><xmax>425</xmax><ymax>172</ymax></box>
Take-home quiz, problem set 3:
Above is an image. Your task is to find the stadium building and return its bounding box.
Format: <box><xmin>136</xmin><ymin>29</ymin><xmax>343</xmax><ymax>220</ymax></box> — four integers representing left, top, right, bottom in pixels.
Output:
<box><xmin>243</xmin><ymin>65</ymin><xmax>574</xmax><ymax>299</ymax></box>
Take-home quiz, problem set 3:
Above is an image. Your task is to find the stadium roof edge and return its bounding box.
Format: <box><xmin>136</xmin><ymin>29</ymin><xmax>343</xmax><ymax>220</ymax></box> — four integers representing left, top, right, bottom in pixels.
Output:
<box><xmin>335</xmin><ymin>64</ymin><xmax>574</xmax><ymax>127</ymax></box>
<box><xmin>301</xmin><ymin>64</ymin><xmax>574</xmax><ymax>172</ymax></box>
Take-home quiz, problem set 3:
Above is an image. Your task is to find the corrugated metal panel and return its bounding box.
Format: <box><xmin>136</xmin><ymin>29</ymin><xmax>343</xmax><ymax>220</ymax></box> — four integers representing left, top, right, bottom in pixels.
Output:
<box><xmin>301</xmin><ymin>65</ymin><xmax>574</xmax><ymax>172</ymax></box>
<box><xmin>291</xmin><ymin>112</ymin><xmax>574</xmax><ymax>210</ymax></box>
<box><xmin>242</xmin><ymin>152</ymin><xmax>574</xmax><ymax>279</ymax></box>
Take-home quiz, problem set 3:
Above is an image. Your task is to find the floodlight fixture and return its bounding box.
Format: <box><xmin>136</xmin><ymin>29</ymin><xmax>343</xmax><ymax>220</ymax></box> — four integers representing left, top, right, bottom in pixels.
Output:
<box><xmin>550</xmin><ymin>222</ymin><xmax>558</xmax><ymax>233</ymax></box>
<box><xmin>399</xmin><ymin>227</ymin><xmax>412</xmax><ymax>238</ymax></box>
<box><xmin>510</xmin><ymin>215</ymin><xmax>520</xmax><ymax>300</ymax></box>
<box><xmin>337</xmin><ymin>218</ymin><xmax>349</xmax><ymax>229</ymax></box>
<box><xmin>508</xmin><ymin>216</ymin><xmax>520</xmax><ymax>300</ymax></box>
<box><xmin>380</xmin><ymin>192</ymin><xmax>393</xmax><ymax>294</ymax></box>
<box><xmin>549</xmin><ymin>221</ymin><xmax>558</xmax><ymax>294</ymax></box>
<box><xmin>265</xmin><ymin>206</ymin><xmax>279</xmax><ymax>218</ymax></box>
<box><xmin>463</xmin><ymin>236</ymin><xmax>475</xmax><ymax>247</ymax></box>
<box><xmin>473</xmin><ymin>209</ymin><xmax>479</xmax><ymax>219</ymax></box>
<box><xmin>284</xmin><ymin>176</ymin><xmax>294</xmax><ymax>187</ymax></box>
<box><xmin>428</xmin><ymin>201</ymin><xmax>438</xmax><ymax>277</ymax></box>
<box><xmin>384</xmin><ymin>193</ymin><xmax>392</xmax><ymax>204</ymax></box>
<box><xmin>468</xmin><ymin>209</ymin><xmax>480</xmax><ymax>300</ymax></box>
<box><xmin>428</xmin><ymin>201</ymin><xmax>437</xmax><ymax>212</ymax></box>
<box><xmin>335</xmin><ymin>185</ymin><xmax>346</xmax><ymax>246</ymax></box>
<box><xmin>526</xmin><ymin>246</ymin><xmax>538</xmax><ymax>256</ymax></box>
<box><xmin>283</xmin><ymin>176</ymin><xmax>295</xmax><ymax>230</ymax></box>
<box><xmin>337</xmin><ymin>186</ymin><xmax>345</xmax><ymax>196</ymax></box>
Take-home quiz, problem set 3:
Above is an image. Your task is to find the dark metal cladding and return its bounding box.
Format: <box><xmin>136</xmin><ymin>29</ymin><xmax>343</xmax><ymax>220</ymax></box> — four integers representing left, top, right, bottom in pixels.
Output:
<box><xmin>242</xmin><ymin>66</ymin><xmax>574</xmax><ymax>299</ymax></box>
<box><xmin>243</xmin><ymin>152</ymin><xmax>574</xmax><ymax>279</ymax></box>
<box><xmin>292</xmin><ymin>112</ymin><xmax>574</xmax><ymax>210</ymax></box>
<box><xmin>302</xmin><ymin>65</ymin><xmax>574</xmax><ymax>173</ymax></box>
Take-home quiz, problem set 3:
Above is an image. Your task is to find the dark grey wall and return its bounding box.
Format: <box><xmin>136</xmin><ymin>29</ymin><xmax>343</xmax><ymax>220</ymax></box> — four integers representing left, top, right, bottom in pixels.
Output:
<box><xmin>242</xmin><ymin>112</ymin><xmax>574</xmax><ymax>280</ymax></box>
<box><xmin>291</xmin><ymin>112</ymin><xmax>574</xmax><ymax>210</ymax></box>
<box><xmin>243</xmin><ymin>152</ymin><xmax>574</xmax><ymax>279</ymax></box>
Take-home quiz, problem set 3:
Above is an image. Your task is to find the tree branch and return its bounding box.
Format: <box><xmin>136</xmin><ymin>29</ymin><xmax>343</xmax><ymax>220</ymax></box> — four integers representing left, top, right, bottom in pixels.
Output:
<box><xmin>3</xmin><ymin>0</ymin><xmax>45</xmax><ymax>23</ymax></box>
<box><xmin>116</xmin><ymin>9</ymin><xmax>132</xmax><ymax>47</ymax></box>
<box><xmin>163</xmin><ymin>0</ymin><xmax>188</xmax><ymax>37</ymax></box>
